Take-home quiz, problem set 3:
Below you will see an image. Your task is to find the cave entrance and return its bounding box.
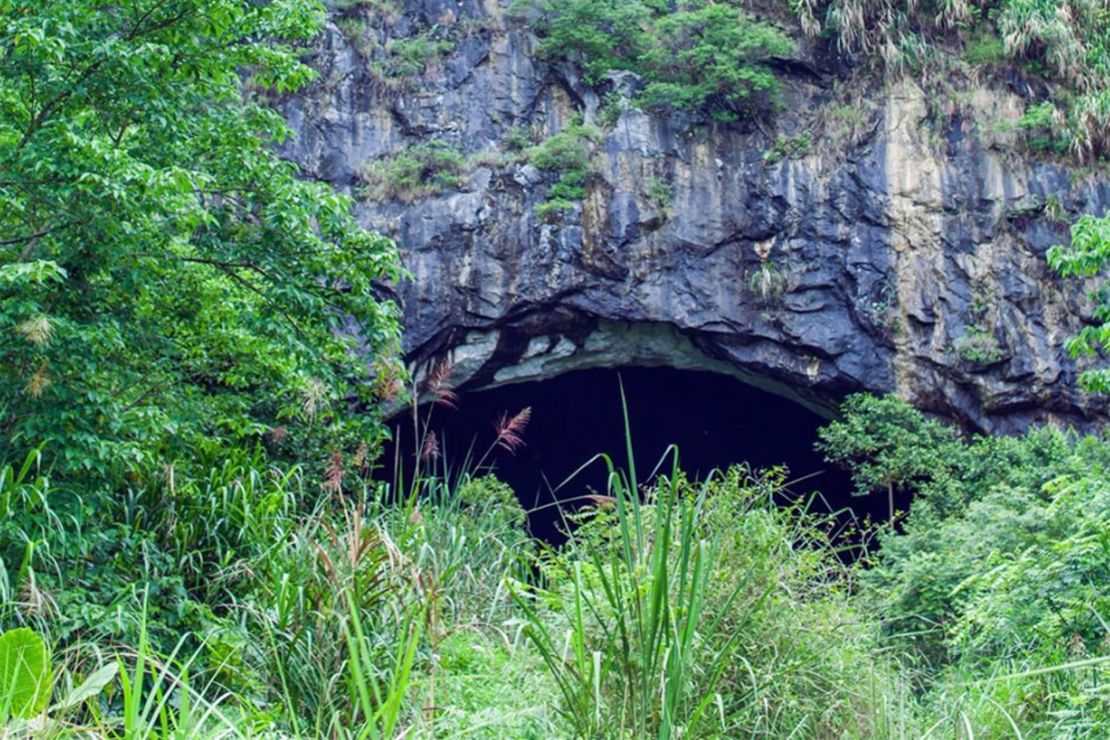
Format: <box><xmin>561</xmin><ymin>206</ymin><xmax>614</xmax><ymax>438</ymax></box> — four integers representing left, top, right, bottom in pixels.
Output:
<box><xmin>385</xmin><ymin>366</ymin><xmax>879</xmax><ymax>543</ymax></box>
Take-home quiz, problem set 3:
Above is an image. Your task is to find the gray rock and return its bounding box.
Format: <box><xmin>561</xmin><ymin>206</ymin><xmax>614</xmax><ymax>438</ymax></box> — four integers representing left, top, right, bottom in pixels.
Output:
<box><xmin>282</xmin><ymin>0</ymin><xmax>1110</xmax><ymax>433</ymax></box>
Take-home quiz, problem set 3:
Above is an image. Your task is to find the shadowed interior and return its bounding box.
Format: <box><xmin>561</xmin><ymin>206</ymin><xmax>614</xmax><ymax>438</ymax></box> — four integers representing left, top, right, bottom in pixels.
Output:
<box><xmin>384</xmin><ymin>366</ymin><xmax>895</xmax><ymax>543</ymax></box>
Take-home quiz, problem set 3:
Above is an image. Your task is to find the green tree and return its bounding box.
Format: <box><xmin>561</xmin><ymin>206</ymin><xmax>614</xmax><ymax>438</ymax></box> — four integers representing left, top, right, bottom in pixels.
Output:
<box><xmin>639</xmin><ymin>3</ymin><xmax>790</xmax><ymax>120</ymax></box>
<box><xmin>817</xmin><ymin>394</ymin><xmax>962</xmax><ymax>523</ymax></box>
<box><xmin>522</xmin><ymin>0</ymin><xmax>791</xmax><ymax>121</ymax></box>
<box><xmin>0</xmin><ymin>0</ymin><xmax>402</xmax><ymax>479</ymax></box>
<box><xmin>1049</xmin><ymin>213</ymin><xmax>1110</xmax><ymax>392</ymax></box>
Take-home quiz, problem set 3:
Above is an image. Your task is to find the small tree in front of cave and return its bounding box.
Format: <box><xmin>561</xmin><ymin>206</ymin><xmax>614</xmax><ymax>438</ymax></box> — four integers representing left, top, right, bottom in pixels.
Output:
<box><xmin>817</xmin><ymin>394</ymin><xmax>961</xmax><ymax>524</ymax></box>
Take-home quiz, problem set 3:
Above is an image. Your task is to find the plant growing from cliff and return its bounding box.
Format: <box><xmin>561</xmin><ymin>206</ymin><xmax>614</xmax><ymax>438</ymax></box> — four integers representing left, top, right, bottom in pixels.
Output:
<box><xmin>954</xmin><ymin>324</ymin><xmax>1004</xmax><ymax>365</ymax></box>
<box><xmin>379</xmin><ymin>30</ymin><xmax>455</xmax><ymax>81</ymax></box>
<box><xmin>0</xmin><ymin>0</ymin><xmax>403</xmax><ymax>479</ymax></box>
<box><xmin>361</xmin><ymin>142</ymin><xmax>466</xmax><ymax>202</ymax></box>
<box><xmin>1015</xmin><ymin>101</ymin><xmax>1071</xmax><ymax>155</ymax></box>
<box><xmin>519</xmin><ymin>0</ymin><xmax>792</xmax><ymax>122</ymax></box>
<box><xmin>762</xmin><ymin>130</ymin><xmax>813</xmax><ymax>164</ymax></box>
<box><xmin>794</xmin><ymin>0</ymin><xmax>1110</xmax><ymax>162</ymax></box>
<box><xmin>1049</xmin><ymin>213</ymin><xmax>1110</xmax><ymax>392</ymax></box>
<box><xmin>527</xmin><ymin>119</ymin><xmax>601</xmax><ymax>216</ymax></box>
<box><xmin>746</xmin><ymin>259</ymin><xmax>785</xmax><ymax>303</ymax></box>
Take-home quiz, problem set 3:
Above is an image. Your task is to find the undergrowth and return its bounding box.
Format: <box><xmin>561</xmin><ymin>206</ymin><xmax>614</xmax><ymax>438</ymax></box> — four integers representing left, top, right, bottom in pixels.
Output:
<box><xmin>1</xmin><ymin>391</ymin><xmax>1105</xmax><ymax>736</ymax></box>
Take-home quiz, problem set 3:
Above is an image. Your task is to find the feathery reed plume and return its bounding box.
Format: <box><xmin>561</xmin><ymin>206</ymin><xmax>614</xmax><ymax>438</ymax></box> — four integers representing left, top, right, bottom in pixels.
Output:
<box><xmin>16</xmin><ymin>315</ymin><xmax>52</xmax><ymax>346</ymax></box>
<box><xmin>26</xmin><ymin>361</ymin><xmax>50</xmax><ymax>398</ymax></box>
<box><xmin>268</xmin><ymin>425</ymin><xmax>288</xmax><ymax>445</ymax></box>
<box><xmin>420</xmin><ymin>430</ymin><xmax>440</xmax><ymax>462</ymax></box>
<box><xmin>585</xmin><ymin>493</ymin><xmax>617</xmax><ymax>509</ymax></box>
<box><xmin>494</xmin><ymin>406</ymin><xmax>531</xmax><ymax>454</ymax></box>
<box><xmin>323</xmin><ymin>451</ymin><xmax>345</xmax><ymax>494</ymax></box>
<box><xmin>353</xmin><ymin>441</ymin><xmax>371</xmax><ymax>476</ymax></box>
<box><xmin>421</xmin><ymin>357</ymin><xmax>458</xmax><ymax>409</ymax></box>
<box><xmin>473</xmin><ymin>406</ymin><xmax>533</xmax><ymax>471</ymax></box>
<box><xmin>302</xmin><ymin>377</ymin><xmax>327</xmax><ymax>420</ymax></box>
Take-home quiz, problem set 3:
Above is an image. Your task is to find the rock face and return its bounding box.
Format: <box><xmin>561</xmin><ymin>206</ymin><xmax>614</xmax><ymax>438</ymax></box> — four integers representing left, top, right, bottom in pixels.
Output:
<box><xmin>280</xmin><ymin>0</ymin><xmax>1110</xmax><ymax>433</ymax></box>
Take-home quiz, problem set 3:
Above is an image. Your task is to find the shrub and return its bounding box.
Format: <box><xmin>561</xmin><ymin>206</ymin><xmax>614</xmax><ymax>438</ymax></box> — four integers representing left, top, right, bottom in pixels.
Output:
<box><xmin>824</xmin><ymin>396</ymin><xmax>1110</xmax><ymax>735</ymax></box>
<box><xmin>638</xmin><ymin>3</ymin><xmax>791</xmax><ymax>121</ymax></box>
<box><xmin>746</xmin><ymin>259</ymin><xmax>786</xmax><ymax>302</ymax></box>
<box><xmin>962</xmin><ymin>30</ymin><xmax>1007</xmax><ymax>68</ymax></box>
<box><xmin>953</xmin><ymin>324</ymin><xmax>1004</xmax><ymax>364</ymax></box>
<box><xmin>1016</xmin><ymin>101</ymin><xmax>1070</xmax><ymax>155</ymax></box>
<box><xmin>526</xmin><ymin>120</ymin><xmax>601</xmax><ymax>214</ymax></box>
<box><xmin>381</xmin><ymin>31</ymin><xmax>455</xmax><ymax>79</ymax></box>
<box><xmin>361</xmin><ymin>142</ymin><xmax>466</xmax><ymax>202</ymax></box>
<box><xmin>763</xmin><ymin>130</ymin><xmax>813</xmax><ymax>164</ymax></box>
<box><xmin>522</xmin><ymin>0</ymin><xmax>791</xmax><ymax>121</ymax></box>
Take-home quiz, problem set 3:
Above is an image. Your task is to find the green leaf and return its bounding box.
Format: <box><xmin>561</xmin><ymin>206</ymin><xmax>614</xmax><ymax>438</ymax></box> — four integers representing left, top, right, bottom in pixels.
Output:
<box><xmin>53</xmin><ymin>662</ymin><xmax>117</xmax><ymax>711</ymax></box>
<box><xmin>0</xmin><ymin>628</ymin><xmax>52</xmax><ymax>719</ymax></box>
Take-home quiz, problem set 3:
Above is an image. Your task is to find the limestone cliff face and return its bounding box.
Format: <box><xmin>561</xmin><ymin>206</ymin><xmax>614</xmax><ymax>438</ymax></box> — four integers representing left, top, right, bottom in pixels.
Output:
<box><xmin>280</xmin><ymin>0</ymin><xmax>1110</xmax><ymax>432</ymax></box>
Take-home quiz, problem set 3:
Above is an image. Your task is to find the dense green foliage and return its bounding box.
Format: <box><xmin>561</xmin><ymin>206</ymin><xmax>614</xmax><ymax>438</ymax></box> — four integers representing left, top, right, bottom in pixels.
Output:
<box><xmin>519</xmin><ymin>0</ymin><xmax>792</xmax><ymax>121</ymax></box>
<box><xmin>825</xmin><ymin>395</ymin><xmax>1110</xmax><ymax>735</ymax></box>
<box><xmin>1050</xmin><ymin>213</ymin><xmax>1110</xmax><ymax>391</ymax></box>
<box><xmin>2</xmin><ymin>0</ymin><xmax>1108</xmax><ymax>737</ymax></box>
<box><xmin>0</xmin><ymin>1</ymin><xmax>410</xmax><ymax>730</ymax></box>
<box><xmin>0</xmin><ymin>0</ymin><xmax>403</xmax><ymax>480</ymax></box>
<box><xmin>7</xmin><ymin>389</ymin><xmax>1106</xmax><ymax>736</ymax></box>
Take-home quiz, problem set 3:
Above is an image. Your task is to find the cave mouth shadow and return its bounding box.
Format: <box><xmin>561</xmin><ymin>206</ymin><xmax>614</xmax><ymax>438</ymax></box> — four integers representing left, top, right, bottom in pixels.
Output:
<box><xmin>383</xmin><ymin>365</ymin><xmax>883</xmax><ymax>545</ymax></box>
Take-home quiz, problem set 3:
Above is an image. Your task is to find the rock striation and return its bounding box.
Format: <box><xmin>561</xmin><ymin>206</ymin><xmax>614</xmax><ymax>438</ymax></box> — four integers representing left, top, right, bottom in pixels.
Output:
<box><xmin>280</xmin><ymin>0</ymin><xmax>1110</xmax><ymax>432</ymax></box>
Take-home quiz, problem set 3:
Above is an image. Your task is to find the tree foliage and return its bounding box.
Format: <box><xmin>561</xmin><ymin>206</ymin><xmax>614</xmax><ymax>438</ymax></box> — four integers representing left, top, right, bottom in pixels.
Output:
<box><xmin>0</xmin><ymin>0</ymin><xmax>403</xmax><ymax>478</ymax></box>
<box><xmin>520</xmin><ymin>0</ymin><xmax>792</xmax><ymax>121</ymax></box>
<box><xmin>824</xmin><ymin>396</ymin><xmax>1110</xmax><ymax>733</ymax></box>
<box><xmin>1050</xmin><ymin>213</ymin><xmax>1110</xmax><ymax>392</ymax></box>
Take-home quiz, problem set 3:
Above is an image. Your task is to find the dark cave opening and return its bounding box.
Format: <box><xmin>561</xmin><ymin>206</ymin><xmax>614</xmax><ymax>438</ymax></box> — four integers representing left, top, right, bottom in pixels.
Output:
<box><xmin>383</xmin><ymin>366</ymin><xmax>894</xmax><ymax>544</ymax></box>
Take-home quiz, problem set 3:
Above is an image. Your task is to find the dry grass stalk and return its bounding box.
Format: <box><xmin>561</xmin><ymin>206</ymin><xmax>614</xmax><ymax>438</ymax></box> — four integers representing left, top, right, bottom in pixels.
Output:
<box><xmin>422</xmin><ymin>357</ymin><xmax>458</xmax><ymax>409</ymax></box>
<box><xmin>323</xmin><ymin>451</ymin><xmax>345</xmax><ymax>494</ymax></box>
<box><xmin>494</xmin><ymin>406</ymin><xmax>532</xmax><ymax>454</ymax></box>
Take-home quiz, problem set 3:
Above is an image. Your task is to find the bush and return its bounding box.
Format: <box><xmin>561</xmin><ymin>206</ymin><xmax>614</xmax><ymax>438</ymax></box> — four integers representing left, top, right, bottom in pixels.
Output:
<box><xmin>381</xmin><ymin>31</ymin><xmax>455</xmax><ymax>79</ymax></box>
<box><xmin>1016</xmin><ymin>101</ymin><xmax>1070</xmax><ymax>155</ymax></box>
<box><xmin>526</xmin><ymin>120</ymin><xmax>601</xmax><ymax>214</ymax></box>
<box><xmin>953</xmin><ymin>324</ymin><xmax>1004</xmax><ymax>364</ymax></box>
<box><xmin>361</xmin><ymin>142</ymin><xmax>466</xmax><ymax>202</ymax></box>
<box><xmin>522</xmin><ymin>0</ymin><xmax>791</xmax><ymax>121</ymax></box>
<box><xmin>825</xmin><ymin>396</ymin><xmax>1110</xmax><ymax>735</ymax></box>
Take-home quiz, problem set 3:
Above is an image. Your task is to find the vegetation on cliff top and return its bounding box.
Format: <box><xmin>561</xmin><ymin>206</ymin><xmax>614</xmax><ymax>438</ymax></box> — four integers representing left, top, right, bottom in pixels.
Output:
<box><xmin>797</xmin><ymin>0</ymin><xmax>1110</xmax><ymax>161</ymax></box>
<box><xmin>517</xmin><ymin>0</ymin><xmax>792</xmax><ymax>122</ymax></box>
<box><xmin>516</xmin><ymin>0</ymin><xmax>1109</xmax><ymax>160</ymax></box>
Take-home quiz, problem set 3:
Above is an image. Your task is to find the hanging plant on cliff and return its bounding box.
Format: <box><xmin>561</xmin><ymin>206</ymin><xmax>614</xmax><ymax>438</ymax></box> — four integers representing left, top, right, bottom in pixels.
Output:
<box><xmin>0</xmin><ymin>0</ymin><xmax>403</xmax><ymax>479</ymax></box>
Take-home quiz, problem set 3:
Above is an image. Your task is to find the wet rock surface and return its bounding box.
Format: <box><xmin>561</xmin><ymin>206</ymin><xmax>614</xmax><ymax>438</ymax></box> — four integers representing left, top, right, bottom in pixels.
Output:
<box><xmin>280</xmin><ymin>0</ymin><xmax>1110</xmax><ymax>433</ymax></box>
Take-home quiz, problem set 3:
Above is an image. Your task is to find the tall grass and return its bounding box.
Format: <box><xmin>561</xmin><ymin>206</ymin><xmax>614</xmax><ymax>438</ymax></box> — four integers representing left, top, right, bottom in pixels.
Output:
<box><xmin>509</xmin><ymin>390</ymin><xmax>913</xmax><ymax>738</ymax></box>
<box><xmin>1</xmin><ymin>399</ymin><xmax>1104</xmax><ymax>737</ymax></box>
